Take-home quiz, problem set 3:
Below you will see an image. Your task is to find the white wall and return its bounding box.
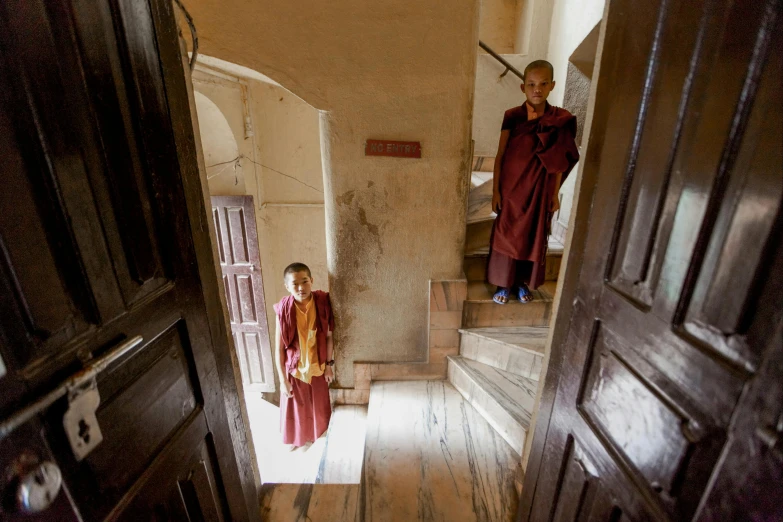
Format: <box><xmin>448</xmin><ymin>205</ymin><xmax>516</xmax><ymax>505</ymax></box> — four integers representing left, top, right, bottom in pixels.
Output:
<box><xmin>250</xmin><ymin>81</ymin><xmax>326</xmax><ymax>336</ymax></box>
<box><xmin>473</xmin><ymin>54</ymin><xmax>527</xmax><ymax>156</ymax></box>
<box><xmin>546</xmin><ymin>0</ymin><xmax>605</xmax><ymax>106</ymax></box>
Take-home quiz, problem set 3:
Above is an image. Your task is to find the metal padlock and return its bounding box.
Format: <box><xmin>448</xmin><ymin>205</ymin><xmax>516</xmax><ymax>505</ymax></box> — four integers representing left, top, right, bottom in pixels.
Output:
<box><xmin>62</xmin><ymin>380</ymin><xmax>103</xmax><ymax>461</ymax></box>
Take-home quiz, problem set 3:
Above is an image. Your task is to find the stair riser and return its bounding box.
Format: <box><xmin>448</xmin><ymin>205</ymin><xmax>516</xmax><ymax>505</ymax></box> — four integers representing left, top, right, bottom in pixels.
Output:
<box><xmin>459</xmin><ymin>333</ymin><xmax>544</xmax><ymax>381</ymax></box>
<box><xmin>447</xmin><ymin>359</ymin><xmax>526</xmax><ymax>456</ymax></box>
<box><xmin>462</xmin><ymin>300</ymin><xmax>552</xmax><ymax>329</ymax></box>
<box><xmin>465</xmin><ymin>220</ymin><xmax>494</xmax><ymax>255</ymax></box>
<box><xmin>463</xmin><ymin>254</ymin><xmax>562</xmax><ymax>282</ymax></box>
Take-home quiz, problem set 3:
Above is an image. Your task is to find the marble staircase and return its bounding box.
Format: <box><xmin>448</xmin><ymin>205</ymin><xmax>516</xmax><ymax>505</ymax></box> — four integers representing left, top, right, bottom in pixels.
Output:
<box><xmin>445</xmin><ymin>165</ymin><xmax>561</xmax><ymax>460</ymax></box>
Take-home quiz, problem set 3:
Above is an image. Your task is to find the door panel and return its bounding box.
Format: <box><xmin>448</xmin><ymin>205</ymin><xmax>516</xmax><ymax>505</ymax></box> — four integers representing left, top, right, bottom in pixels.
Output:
<box><xmin>211</xmin><ymin>196</ymin><xmax>275</xmax><ymax>393</ymax></box>
<box><xmin>0</xmin><ymin>0</ymin><xmax>253</xmax><ymax>520</ymax></box>
<box><xmin>521</xmin><ymin>0</ymin><xmax>782</xmax><ymax>520</ymax></box>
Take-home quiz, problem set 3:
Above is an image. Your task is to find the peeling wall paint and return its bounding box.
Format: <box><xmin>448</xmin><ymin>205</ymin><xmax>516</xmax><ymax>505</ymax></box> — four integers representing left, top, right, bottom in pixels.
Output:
<box><xmin>187</xmin><ymin>0</ymin><xmax>479</xmax><ymax>386</ymax></box>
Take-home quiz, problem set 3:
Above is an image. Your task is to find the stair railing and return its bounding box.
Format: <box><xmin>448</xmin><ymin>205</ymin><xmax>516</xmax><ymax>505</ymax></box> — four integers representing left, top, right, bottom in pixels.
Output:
<box><xmin>478</xmin><ymin>40</ymin><xmax>525</xmax><ymax>81</ymax></box>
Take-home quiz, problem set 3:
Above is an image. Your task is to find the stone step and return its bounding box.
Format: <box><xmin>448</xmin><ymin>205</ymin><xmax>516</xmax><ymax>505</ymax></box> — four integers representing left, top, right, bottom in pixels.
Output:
<box><xmin>462</xmin><ymin>281</ymin><xmax>555</xmax><ymax>328</ymax></box>
<box><xmin>463</xmin><ymin>250</ymin><xmax>562</xmax><ymax>282</ymax></box>
<box><xmin>470</xmin><ymin>171</ymin><xmax>493</xmax><ymax>188</ymax></box>
<box><xmin>260</xmin><ymin>483</ymin><xmax>361</xmax><ymax>522</ymax></box>
<box><xmin>467</xmin><ymin>179</ymin><xmax>495</xmax><ymax>224</ymax></box>
<box><xmin>447</xmin><ymin>356</ymin><xmax>538</xmax><ymax>456</ymax></box>
<box><xmin>459</xmin><ymin>326</ymin><xmax>548</xmax><ymax>380</ymax></box>
<box><xmin>465</xmin><ymin>219</ymin><xmax>494</xmax><ymax>255</ymax></box>
<box><xmin>472</xmin><ymin>155</ymin><xmax>496</xmax><ymax>173</ymax></box>
<box><xmin>363</xmin><ymin>381</ymin><xmax>519</xmax><ymax>521</ymax></box>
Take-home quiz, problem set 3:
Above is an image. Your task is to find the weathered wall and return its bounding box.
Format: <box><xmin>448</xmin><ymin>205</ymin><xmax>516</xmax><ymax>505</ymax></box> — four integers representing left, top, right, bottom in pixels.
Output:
<box><xmin>187</xmin><ymin>0</ymin><xmax>478</xmax><ymax>387</ymax></box>
<box><xmin>546</xmin><ymin>0</ymin><xmax>604</xmax><ymax>106</ymax></box>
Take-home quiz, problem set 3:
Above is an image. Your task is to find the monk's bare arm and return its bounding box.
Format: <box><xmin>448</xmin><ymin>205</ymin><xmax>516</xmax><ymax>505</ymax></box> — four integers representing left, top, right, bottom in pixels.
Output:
<box><xmin>551</xmin><ymin>171</ymin><xmax>563</xmax><ymax>212</ymax></box>
<box><xmin>274</xmin><ymin>317</ymin><xmax>292</xmax><ymax>396</ymax></box>
<box><xmin>324</xmin><ymin>331</ymin><xmax>335</xmax><ymax>384</ymax></box>
<box><xmin>492</xmin><ymin>130</ymin><xmax>510</xmax><ymax>213</ymax></box>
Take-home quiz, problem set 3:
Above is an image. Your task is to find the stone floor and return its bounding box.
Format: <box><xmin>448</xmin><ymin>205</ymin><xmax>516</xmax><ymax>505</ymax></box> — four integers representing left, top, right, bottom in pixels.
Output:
<box><xmin>363</xmin><ymin>381</ymin><xmax>519</xmax><ymax>522</ymax></box>
<box><xmin>244</xmin><ymin>392</ymin><xmax>367</xmax><ymax>484</ymax></box>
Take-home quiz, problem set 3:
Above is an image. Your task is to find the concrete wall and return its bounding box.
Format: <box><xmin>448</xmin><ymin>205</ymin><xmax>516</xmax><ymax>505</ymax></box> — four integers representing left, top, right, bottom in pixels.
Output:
<box><xmin>187</xmin><ymin>0</ymin><xmax>479</xmax><ymax>387</ymax></box>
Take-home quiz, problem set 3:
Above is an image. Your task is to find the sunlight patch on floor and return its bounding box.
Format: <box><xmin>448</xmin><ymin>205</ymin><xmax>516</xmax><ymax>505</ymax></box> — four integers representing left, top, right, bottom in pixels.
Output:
<box><xmin>244</xmin><ymin>392</ymin><xmax>366</xmax><ymax>484</ymax></box>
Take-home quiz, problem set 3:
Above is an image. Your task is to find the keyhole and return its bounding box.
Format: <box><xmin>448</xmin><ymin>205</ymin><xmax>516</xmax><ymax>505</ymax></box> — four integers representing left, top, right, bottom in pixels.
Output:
<box><xmin>78</xmin><ymin>419</ymin><xmax>91</xmax><ymax>444</ymax></box>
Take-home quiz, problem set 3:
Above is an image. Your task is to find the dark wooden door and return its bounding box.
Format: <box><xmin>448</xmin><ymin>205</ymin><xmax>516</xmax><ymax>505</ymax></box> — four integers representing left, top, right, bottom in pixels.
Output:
<box><xmin>0</xmin><ymin>0</ymin><xmax>256</xmax><ymax>520</ymax></box>
<box><xmin>520</xmin><ymin>0</ymin><xmax>782</xmax><ymax>521</ymax></box>
<box><xmin>211</xmin><ymin>196</ymin><xmax>275</xmax><ymax>393</ymax></box>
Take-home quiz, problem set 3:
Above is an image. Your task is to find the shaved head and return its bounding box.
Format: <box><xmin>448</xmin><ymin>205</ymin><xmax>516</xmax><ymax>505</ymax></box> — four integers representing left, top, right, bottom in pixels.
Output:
<box><xmin>523</xmin><ymin>60</ymin><xmax>554</xmax><ymax>81</ymax></box>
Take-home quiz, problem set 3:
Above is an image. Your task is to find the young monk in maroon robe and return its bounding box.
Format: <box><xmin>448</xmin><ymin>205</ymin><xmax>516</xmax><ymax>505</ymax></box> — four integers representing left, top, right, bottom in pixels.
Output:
<box><xmin>489</xmin><ymin>60</ymin><xmax>579</xmax><ymax>304</ymax></box>
<box><xmin>274</xmin><ymin>262</ymin><xmax>335</xmax><ymax>450</ymax></box>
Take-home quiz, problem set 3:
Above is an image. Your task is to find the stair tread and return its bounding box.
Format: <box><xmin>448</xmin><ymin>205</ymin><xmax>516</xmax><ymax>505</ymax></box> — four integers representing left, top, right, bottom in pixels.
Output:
<box><xmin>459</xmin><ymin>326</ymin><xmax>548</xmax><ymax>355</ymax></box>
<box><xmin>466</xmin><ymin>281</ymin><xmax>556</xmax><ymax>302</ymax></box>
<box><xmin>448</xmin><ymin>356</ymin><xmax>537</xmax><ymax>429</ymax></box>
<box><xmin>467</xmin><ymin>180</ymin><xmax>495</xmax><ymax>224</ymax></box>
<box><xmin>465</xmin><ymin>238</ymin><xmax>565</xmax><ymax>257</ymax></box>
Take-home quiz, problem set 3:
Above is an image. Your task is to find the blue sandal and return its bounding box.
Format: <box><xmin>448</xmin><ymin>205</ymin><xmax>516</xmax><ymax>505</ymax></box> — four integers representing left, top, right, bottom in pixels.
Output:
<box><xmin>493</xmin><ymin>287</ymin><xmax>511</xmax><ymax>304</ymax></box>
<box><xmin>517</xmin><ymin>284</ymin><xmax>534</xmax><ymax>303</ymax></box>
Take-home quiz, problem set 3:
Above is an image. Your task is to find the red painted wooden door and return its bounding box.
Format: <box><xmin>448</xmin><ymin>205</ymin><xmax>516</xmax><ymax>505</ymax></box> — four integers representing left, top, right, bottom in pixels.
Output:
<box><xmin>520</xmin><ymin>0</ymin><xmax>782</xmax><ymax>520</ymax></box>
<box><xmin>0</xmin><ymin>0</ymin><xmax>256</xmax><ymax>520</ymax></box>
<box><xmin>211</xmin><ymin>196</ymin><xmax>275</xmax><ymax>393</ymax></box>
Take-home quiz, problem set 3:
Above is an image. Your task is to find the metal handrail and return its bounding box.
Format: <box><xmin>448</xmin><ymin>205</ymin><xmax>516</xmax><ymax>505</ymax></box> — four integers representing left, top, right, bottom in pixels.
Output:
<box><xmin>479</xmin><ymin>40</ymin><xmax>525</xmax><ymax>81</ymax></box>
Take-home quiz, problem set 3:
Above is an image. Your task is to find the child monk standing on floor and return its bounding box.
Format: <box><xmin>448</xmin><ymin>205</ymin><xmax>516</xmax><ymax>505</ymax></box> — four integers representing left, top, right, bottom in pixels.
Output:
<box><xmin>489</xmin><ymin>60</ymin><xmax>580</xmax><ymax>304</ymax></box>
<box><xmin>274</xmin><ymin>262</ymin><xmax>335</xmax><ymax>450</ymax></box>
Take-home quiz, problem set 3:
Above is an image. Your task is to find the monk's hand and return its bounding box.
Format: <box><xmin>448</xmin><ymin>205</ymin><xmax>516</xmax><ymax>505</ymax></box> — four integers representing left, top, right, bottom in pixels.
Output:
<box><xmin>282</xmin><ymin>379</ymin><xmax>293</xmax><ymax>398</ymax></box>
<box><xmin>550</xmin><ymin>192</ymin><xmax>561</xmax><ymax>213</ymax></box>
<box><xmin>324</xmin><ymin>366</ymin><xmax>335</xmax><ymax>385</ymax></box>
<box><xmin>492</xmin><ymin>189</ymin><xmax>502</xmax><ymax>213</ymax></box>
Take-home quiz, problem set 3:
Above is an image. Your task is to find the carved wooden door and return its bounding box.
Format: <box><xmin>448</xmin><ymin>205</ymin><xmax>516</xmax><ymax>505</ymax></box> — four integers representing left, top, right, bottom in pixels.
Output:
<box><xmin>211</xmin><ymin>196</ymin><xmax>275</xmax><ymax>393</ymax></box>
<box><xmin>0</xmin><ymin>0</ymin><xmax>257</xmax><ymax>520</ymax></box>
<box><xmin>520</xmin><ymin>0</ymin><xmax>782</xmax><ymax>520</ymax></box>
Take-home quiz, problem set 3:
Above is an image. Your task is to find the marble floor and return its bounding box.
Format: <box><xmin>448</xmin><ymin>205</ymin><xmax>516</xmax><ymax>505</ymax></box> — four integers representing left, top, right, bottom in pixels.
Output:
<box><xmin>363</xmin><ymin>381</ymin><xmax>519</xmax><ymax>522</ymax></box>
<box><xmin>244</xmin><ymin>392</ymin><xmax>367</xmax><ymax>484</ymax></box>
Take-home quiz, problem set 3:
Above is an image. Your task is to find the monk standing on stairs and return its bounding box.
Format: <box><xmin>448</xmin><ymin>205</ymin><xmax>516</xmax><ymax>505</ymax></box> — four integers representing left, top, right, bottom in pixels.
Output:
<box><xmin>489</xmin><ymin>60</ymin><xmax>579</xmax><ymax>304</ymax></box>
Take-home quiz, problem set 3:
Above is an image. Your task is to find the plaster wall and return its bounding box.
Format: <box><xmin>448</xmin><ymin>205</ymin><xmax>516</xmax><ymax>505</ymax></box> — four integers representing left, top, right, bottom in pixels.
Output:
<box><xmin>192</xmin><ymin>70</ymin><xmax>255</xmax><ymax>196</ymax></box>
<box><xmin>479</xmin><ymin>0</ymin><xmax>520</xmax><ymax>53</ymax></box>
<box><xmin>250</xmin><ymin>81</ymin><xmax>327</xmax><ymax>337</ymax></box>
<box><xmin>472</xmin><ymin>54</ymin><xmax>527</xmax><ymax>156</ymax></box>
<box><xmin>187</xmin><ymin>0</ymin><xmax>478</xmax><ymax>387</ymax></box>
<box><xmin>546</xmin><ymin>0</ymin><xmax>604</xmax><ymax>105</ymax></box>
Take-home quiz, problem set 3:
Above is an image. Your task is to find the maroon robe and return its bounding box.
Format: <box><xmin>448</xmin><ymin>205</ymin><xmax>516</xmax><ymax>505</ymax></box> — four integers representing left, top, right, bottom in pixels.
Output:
<box><xmin>274</xmin><ymin>290</ymin><xmax>334</xmax><ymax>446</ymax></box>
<box><xmin>488</xmin><ymin>102</ymin><xmax>579</xmax><ymax>289</ymax></box>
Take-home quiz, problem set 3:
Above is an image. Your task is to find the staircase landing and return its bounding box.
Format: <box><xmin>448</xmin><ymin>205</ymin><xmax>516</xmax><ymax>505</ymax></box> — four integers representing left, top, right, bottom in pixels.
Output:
<box><xmin>364</xmin><ymin>381</ymin><xmax>519</xmax><ymax>522</ymax></box>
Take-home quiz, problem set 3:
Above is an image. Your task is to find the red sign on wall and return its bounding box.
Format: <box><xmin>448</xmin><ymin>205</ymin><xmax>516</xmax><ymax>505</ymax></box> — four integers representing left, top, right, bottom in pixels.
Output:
<box><xmin>365</xmin><ymin>139</ymin><xmax>422</xmax><ymax>158</ymax></box>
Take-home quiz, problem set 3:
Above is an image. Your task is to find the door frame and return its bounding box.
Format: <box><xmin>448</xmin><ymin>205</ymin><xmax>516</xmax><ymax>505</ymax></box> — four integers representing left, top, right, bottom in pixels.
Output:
<box><xmin>518</xmin><ymin>0</ymin><xmax>612</xmax><ymax>517</ymax></box>
<box><xmin>149</xmin><ymin>0</ymin><xmax>261</xmax><ymax>518</ymax></box>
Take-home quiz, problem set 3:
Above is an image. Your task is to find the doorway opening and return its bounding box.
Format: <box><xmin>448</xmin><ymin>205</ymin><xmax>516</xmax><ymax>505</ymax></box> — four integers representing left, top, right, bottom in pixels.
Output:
<box><xmin>189</xmin><ymin>57</ymin><xmax>366</xmax><ymax>485</ymax></box>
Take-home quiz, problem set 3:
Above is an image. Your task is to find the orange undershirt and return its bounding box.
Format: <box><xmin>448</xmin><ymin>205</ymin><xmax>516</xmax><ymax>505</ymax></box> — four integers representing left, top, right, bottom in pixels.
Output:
<box><xmin>291</xmin><ymin>298</ymin><xmax>324</xmax><ymax>384</ymax></box>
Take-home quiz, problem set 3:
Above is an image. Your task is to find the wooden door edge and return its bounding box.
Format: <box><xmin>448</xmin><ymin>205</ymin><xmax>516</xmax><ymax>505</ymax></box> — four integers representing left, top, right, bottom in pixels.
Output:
<box><xmin>517</xmin><ymin>2</ymin><xmax>614</xmax><ymax>519</ymax></box>
<box><xmin>148</xmin><ymin>1</ymin><xmax>261</xmax><ymax>521</ymax></box>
